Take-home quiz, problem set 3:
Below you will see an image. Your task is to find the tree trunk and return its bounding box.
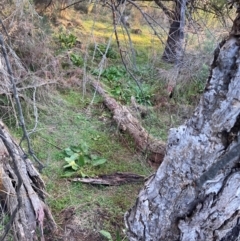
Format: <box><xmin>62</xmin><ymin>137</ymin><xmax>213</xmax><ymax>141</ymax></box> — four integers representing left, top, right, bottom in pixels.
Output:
<box><xmin>0</xmin><ymin>121</ymin><xmax>56</xmax><ymax>240</ymax></box>
<box><xmin>162</xmin><ymin>0</ymin><xmax>187</xmax><ymax>64</ymax></box>
<box><xmin>125</xmin><ymin>16</ymin><xmax>240</xmax><ymax>241</ymax></box>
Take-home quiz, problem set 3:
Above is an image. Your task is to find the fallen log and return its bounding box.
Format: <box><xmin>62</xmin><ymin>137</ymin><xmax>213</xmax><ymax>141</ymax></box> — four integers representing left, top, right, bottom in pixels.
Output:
<box><xmin>91</xmin><ymin>80</ymin><xmax>166</xmax><ymax>166</ymax></box>
<box><xmin>0</xmin><ymin>121</ymin><xmax>56</xmax><ymax>240</ymax></box>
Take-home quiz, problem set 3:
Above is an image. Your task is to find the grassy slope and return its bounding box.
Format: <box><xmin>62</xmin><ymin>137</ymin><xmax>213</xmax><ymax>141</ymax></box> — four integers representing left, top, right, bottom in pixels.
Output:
<box><xmin>30</xmin><ymin>9</ymin><xmax>162</xmax><ymax>240</ymax></box>
<box><xmin>31</xmin><ymin>89</ymin><xmax>153</xmax><ymax>239</ymax></box>
<box><xmin>6</xmin><ymin>5</ymin><xmax>224</xmax><ymax>240</ymax></box>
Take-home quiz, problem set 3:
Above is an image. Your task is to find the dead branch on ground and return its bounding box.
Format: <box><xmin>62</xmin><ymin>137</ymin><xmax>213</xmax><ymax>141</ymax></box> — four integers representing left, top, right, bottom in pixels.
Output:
<box><xmin>72</xmin><ymin>172</ymin><xmax>145</xmax><ymax>186</ymax></box>
<box><xmin>91</xmin><ymin>80</ymin><xmax>166</xmax><ymax>166</ymax></box>
<box><xmin>0</xmin><ymin>121</ymin><xmax>57</xmax><ymax>241</ymax></box>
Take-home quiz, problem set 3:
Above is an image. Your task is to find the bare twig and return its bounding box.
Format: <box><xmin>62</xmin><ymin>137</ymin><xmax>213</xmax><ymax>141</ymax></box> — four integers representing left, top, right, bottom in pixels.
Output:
<box><xmin>27</xmin><ymin>87</ymin><xmax>38</xmax><ymax>135</ymax></box>
<box><xmin>38</xmin><ymin>136</ymin><xmax>63</xmax><ymax>151</ymax></box>
<box><xmin>0</xmin><ymin>35</ymin><xmax>44</xmax><ymax>171</ymax></box>
<box><xmin>17</xmin><ymin>81</ymin><xmax>57</xmax><ymax>90</ymax></box>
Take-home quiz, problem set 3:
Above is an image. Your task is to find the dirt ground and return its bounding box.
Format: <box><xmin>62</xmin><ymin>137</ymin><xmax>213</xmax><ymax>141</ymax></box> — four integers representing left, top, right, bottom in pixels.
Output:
<box><xmin>46</xmin><ymin>207</ymin><xmax>104</xmax><ymax>241</ymax></box>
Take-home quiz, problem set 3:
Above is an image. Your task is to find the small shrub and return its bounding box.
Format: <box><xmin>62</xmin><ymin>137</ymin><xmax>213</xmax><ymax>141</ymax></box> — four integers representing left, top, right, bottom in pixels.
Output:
<box><xmin>70</xmin><ymin>53</ymin><xmax>84</xmax><ymax>67</ymax></box>
<box><xmin>58</xmin><ymin>32</ymin><xmax>77</xmax><ymax>49</ymax></box>
<box><xmin>62</xmin><ymin>142</ymin><xmax>107</xmax><ymax>177</ymax></box>
<box><xmin>100</xmin><ymin>230</ymin><xmax>113</xmax><ymax>241</ymax></box>
<box><xmin>92</xmin><ymin>66</ymin><xmax>154</xmax><ymax>105</ymax></box>
<box><xmin>196</xmin><ymin>63</ymin><xmax>209</xmax><ymax>83</ymax></box>
<box><xmin>100</xmin><ymin>66</ymin><xmax>131</xmax><ymax>102</ymax></box>
<box><xmin>101</xmin><ymin>66</ymin><xmax>126</xmax><ymax>81</ymax></box>
<box><xmin>130</xmin><ymin>83</ymin><xmax>154</xmax><ymax>106</ymax></box>
<box><xmin>90</xmin><ymin>43</ymin><xmax>118</xmax><ymax>59</ymax></box>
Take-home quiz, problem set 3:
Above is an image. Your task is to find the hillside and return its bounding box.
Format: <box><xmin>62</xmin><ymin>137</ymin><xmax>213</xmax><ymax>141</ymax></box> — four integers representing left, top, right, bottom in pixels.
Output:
<box><xmin>0</xmin><ymin>1</ymin><xmax>232</xmax><ymax>240</ymax></box>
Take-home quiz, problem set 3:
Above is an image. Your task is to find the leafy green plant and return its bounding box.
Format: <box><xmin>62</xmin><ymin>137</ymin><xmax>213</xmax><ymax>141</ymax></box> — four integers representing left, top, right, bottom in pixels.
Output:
<box><xmin>100</xmin><ymin>230</ymin><xmax>122</xmax><ymax>241</ymax></box>
<box><xmin>70</xmin><ymin>53</ymin><xmax>83</xmax><ymax>67</ymax></box>
<box><xmin>62</xmin><ymin>142</ymin><xmax>107</xmax><ymax>177</ymax></box>
<box><xmin>92</xmin><ymin>66</ymin><xmax>154</xmax><ymax>105</ymax></box>
<box><xmin>58</xmin><ymin>32</ymin><xmax>77</xmax><ymax>49</ymax></box>
<box><xmin>131</xmin><ymin>83</ymin><xmax>153</xmax><ymax>106</ymax></box>
<box><xmin>101</xmin><ymin>67</ymin><xmax>130</xmax><ymax>102</ymax></box>
<box><xmin>100</xmin><ymin>230</ymin><xmax>113</xmax><ymax>241</ymax></box>
<box><xmin>101</xmin><ymin>66</ymin><xmax>126</xmax><ymax>81</ymax></box>
<box><xmin>92</xmin><ymin>66</ymin><xmax>131</xmax><ymax>102</ymax></box>
<box><xmin>90</xmin><ymin>43</ymin><xmax>118</xmax><ymax>59</ymax></box>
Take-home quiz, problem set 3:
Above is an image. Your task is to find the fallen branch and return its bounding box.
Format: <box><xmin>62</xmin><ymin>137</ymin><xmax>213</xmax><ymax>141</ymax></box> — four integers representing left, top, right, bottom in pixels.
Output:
<box><xmin>91</xmin><ymin>80</ymin><xmax>166</xmax><ymax>165</ymax></box>
<box><xmin>72</xmin><ymin>172</ymin><xmax>145</xmax><ymax>186</ymax></box>
<box><xmin>0</xmin><ymin>121</ymin><xmax>56</xmax><ymax>240</ymax></box>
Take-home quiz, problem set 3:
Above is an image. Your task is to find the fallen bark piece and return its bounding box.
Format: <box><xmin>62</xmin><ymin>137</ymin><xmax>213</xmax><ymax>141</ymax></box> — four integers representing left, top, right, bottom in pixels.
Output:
<box><xmin>72</xmin><ymin>172</ymin><xmax>145</xmax><ymax>185</ymax></box>
<box><xmin>91</xmin><ymin>80</ymin><xmax>166</xmax><ymax>166</ymax></box>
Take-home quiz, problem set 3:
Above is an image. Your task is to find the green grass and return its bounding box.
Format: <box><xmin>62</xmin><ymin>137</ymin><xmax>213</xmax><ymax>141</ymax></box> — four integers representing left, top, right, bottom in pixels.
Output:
<box><xmin>4</xmin><ymin>5</ymin><xmax>224</xmax><ymax>240</ymax></box>
<box><xmin>82</xmin><ymin>18</ymin><xmax>160</xmax><ymax>46</ymax></box>
<box><xmin>26</xmin><ymin>90</ymin><xmax>152</xmax><ymax>239</ymax></box>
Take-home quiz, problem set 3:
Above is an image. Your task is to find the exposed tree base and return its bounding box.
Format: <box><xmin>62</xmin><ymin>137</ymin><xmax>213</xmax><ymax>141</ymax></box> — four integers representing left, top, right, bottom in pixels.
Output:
<box><xmin>0</xmin><ymin>121</ymin><xmax>56</xmax><ymax>241</ymax></box>
<box><xmin>91</xmin><ymin>80</ymin><xmax>166</xmax><ymax>166</ymax></box>
<box><xmin>125</xmin><ymin>33</ymin><xmax>240</xmax><ymax>240</ymax></box>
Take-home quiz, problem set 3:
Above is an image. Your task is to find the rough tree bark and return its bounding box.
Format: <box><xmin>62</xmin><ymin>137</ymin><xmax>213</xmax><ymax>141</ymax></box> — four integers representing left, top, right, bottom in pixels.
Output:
<box><xmin>125</xmin><ymin>13</ymin><xmax>240</xmax><ymax>241</ymax></box>
<box><xmin>0</xmin><ymin>121</ymin><xmax>56</xmax><ymax>240</ymax></box>
<box><xmin>161</xmin><ymin>0</ymin><xmax>187</xmax><ymax>63</ymax></box>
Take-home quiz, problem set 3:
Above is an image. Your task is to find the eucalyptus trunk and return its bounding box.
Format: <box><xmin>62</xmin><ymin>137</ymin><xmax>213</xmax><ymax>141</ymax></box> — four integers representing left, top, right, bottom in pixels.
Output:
<box><xmin>125</xmin><ymin>13</ymin><xmax>240</xmax><ymax>241</ymax></box>
<box><xmin>162</xmin><ymin>0</ymin><xmax>187</xmax><ymax>64</ymax></box>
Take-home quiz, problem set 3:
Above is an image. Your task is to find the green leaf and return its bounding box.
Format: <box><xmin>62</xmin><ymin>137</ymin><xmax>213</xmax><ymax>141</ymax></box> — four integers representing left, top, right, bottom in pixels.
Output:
<box><xmin>64</xmin><ymin>147</ymin><xmax>74</xmax><ymax>156</ymax></box>
<box><xmin>61</xmin><ymin>171</ymin><xmax>75</xmax><ymax>178</ymax></box>
<box><xmin>79</xmin><ymin>170</ymin><xmax>88</xmax><ymax>178</ymax></box>
<box><xmin>115</xmin><ymin>86</ymin><xmax>121</xmax><ymax>95</ymax></box>
<box><xmin>91</xmin><ymin>158</ymin><xmax>107</xmax><ymax>166</ymax></box>
<box><xmin>76</xmin><ymin>154</ymin><xmax>85</xmax><ymax>166</ymax></box>
<box><xmin>70</xmin><ymin>153</ymin><xmax>79</xmax><ymax>161</ymax></box>
<box><xmin>99</xmin><ymin>230</ymin><xmax>113</xmax><ymax>241</ymax></box>
<box><xmin>63</xmin><ymin>160</ymin><xmax>79</xmax><ymax>170</ymax></box>
<box><xmin>80</xmin><ymin>142</ymin><xmax>89</xmax><ymax>154</ymax></box>
<box><xmin>70</xmin><ymin>145</ymin><xmax>81</xmax><ymax>153</ymax></box>
<box><xmin>116</xmin><ymin>230</ymin><xmax>121</xmax><ymax>241</ymax></box>
<box><xmin>64</xmin><ymin>157</ymin><xmax>73</xmax><ymax>163</ymax></box>
<box><xmin>92</xmin><ymin>135</ymin><xmax>100</xmax><ymax>141</ymax></box>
